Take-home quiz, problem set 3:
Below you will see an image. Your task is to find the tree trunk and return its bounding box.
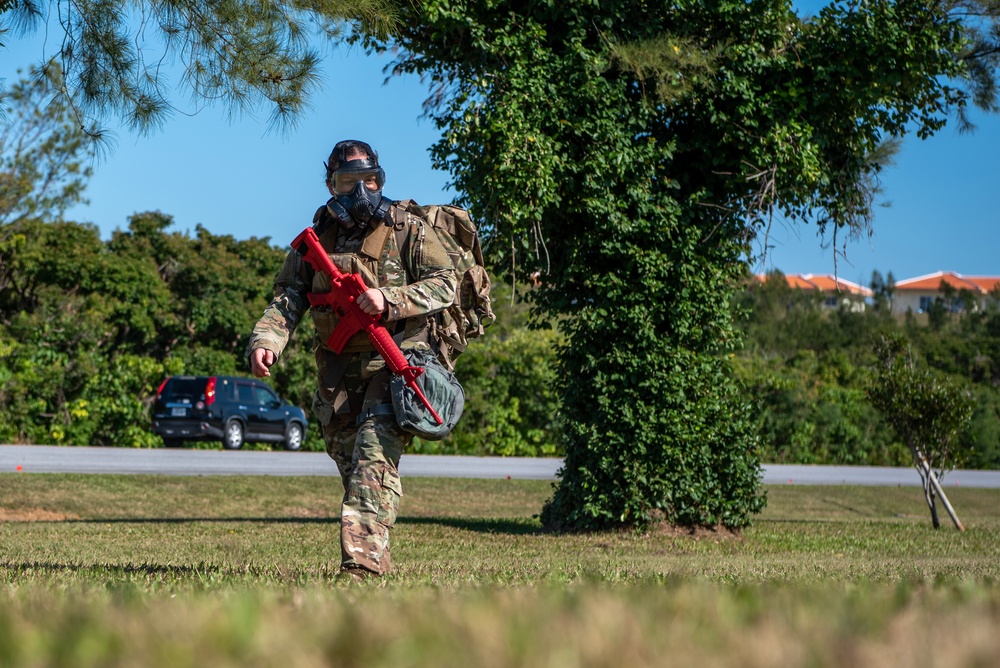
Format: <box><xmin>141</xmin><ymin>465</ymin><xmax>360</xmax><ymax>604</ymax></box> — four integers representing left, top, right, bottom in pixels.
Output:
<box><xmin>911</xmin><ymin>445</ymin><xmax>965</xmax><ymax>532</ymax></box>
<box><xmin>924</xmin><ymin>481</ymin><xmax>940</xmax><ymax>529</ymax></box>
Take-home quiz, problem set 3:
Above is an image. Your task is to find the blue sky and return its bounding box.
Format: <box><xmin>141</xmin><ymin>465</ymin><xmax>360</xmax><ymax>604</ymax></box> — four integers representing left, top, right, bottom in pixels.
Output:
<box><xmin>3</xmin><ymin>15</ymin><xmax>998</xmax><ymax>289</ymax></box>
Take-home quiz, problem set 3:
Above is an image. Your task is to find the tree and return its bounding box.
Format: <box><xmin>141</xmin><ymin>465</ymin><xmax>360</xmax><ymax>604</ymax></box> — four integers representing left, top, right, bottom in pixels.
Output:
<box><xmin>868</xmin><ymin>333</ymin><xmax>974</xmax><ymax>529</ymax></box>
<box><xmin>105</xmin><ymin>211</ymin><xmax>287</xmax><ymax>365</ymax></box>
<box><xmin>0</xmin><ymin>0</ymin><xmax>398</xmax><ymax>133</ymax></box>
<box><xmin>871</xmin><ymin>270</ymin><xmax>897</xmax><ymax>314</ymax></box>
<box><xmin>0</xmin><ymin>64</ymin><xmax>94</xmax><ymax>226</ymax></box>
<box><xmin>0</xmin><ymin>213</ymin><xmax>291</xmax><ymax>446</ymax></box>
<box><xmin>370</xmin><ymin>0</ymin><xmax>999</xmax><ymax>530</ymax></box>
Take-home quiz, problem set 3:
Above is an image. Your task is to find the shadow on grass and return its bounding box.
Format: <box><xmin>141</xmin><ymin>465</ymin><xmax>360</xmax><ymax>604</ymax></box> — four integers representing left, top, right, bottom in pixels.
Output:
<box><xmin>58</xmin><ymin>516</ymin><xmax>341</xmax><ymax>524</ymax></box>
<box><xmin>754</xmin><ymin>517</ymin><xmax>853</xmax><ymax>524</ymax></box>
<box><xmin>0</xmin><ymin>559</ymin><xmax>343</xmax><ymax>585</ymax></box>
<box><xmin>11</xmin><ymin>515</ymin><xmax>543</xmax><ymax>535</ymax></box>
<box><xmin>397</xmin><ymin>515</ymin><xmax>543</xmax><ymax>536</ymax></box>
<box><xmin>0</xmin><ymin>559</ymin><xmax>238</xmax><ymax>577</ymax></box>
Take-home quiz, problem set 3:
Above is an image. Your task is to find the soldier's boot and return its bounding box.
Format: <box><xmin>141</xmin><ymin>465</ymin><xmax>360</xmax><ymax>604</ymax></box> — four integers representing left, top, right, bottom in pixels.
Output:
<box><xmin>340</xmin><ymin>458</ymin><xmax>401</xmax><ymax>575</ymax></box>
<box><xmin>338</xmin><ymin>564</ymin><xmax>377</xmax><ymax>582</ymax></box>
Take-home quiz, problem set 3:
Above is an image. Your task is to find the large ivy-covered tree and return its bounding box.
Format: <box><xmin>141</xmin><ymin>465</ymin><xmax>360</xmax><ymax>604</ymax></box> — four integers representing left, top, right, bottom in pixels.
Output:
<box><xmin>372</xmin><ymin>0</ymin><xmax>999</xmax><ymax>530</ymax></box>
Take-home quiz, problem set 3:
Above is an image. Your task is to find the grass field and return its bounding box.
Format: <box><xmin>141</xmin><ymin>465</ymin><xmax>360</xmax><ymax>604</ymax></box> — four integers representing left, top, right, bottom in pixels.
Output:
<box><xmin>2</xmin><ymin>474</ymin><xmax>999</xmax><ymax>667</ymax></box>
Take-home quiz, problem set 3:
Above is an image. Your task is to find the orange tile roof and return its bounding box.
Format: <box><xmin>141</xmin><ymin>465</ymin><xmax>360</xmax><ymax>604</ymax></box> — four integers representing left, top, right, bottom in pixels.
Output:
<box><xmin>755</xmin><ymin>273</ymin><xmax>873</xmax><ymax>296</ymax></box>
<box><xmin>895</xmin><ymin>271</ymin><xmax>1000</xmax><ymax>294</ymax></box>
<box><xmin>786</xmin><ymin>274</ymin><xmax>820</xmax><ymax>290</ymax></box>
<box><xmin>802</xmin><ymin>274</ymin><xmax>872</xmax><ymax>296</ymax></box>
<box><xmin>966</xmin><ymin>277</ymin><xmax>1000</xmax><ymax>294</ymax></box>
<box><xmin>759</xmin><ymin>270</ymin><xmax>1000</xmax><ymax>296</ymax></box>
<box><xmin>752</xmin><ymin>273</ymin><xmax>816</xmax><ymax>289</ymax></box>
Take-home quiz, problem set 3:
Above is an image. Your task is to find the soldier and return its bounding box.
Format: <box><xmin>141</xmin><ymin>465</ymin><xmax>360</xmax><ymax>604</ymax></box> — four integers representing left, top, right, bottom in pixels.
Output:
<box><xmin>246</xmin><ymin>140</ymin><xmax>457</xmax><ymax>579</ymax></box>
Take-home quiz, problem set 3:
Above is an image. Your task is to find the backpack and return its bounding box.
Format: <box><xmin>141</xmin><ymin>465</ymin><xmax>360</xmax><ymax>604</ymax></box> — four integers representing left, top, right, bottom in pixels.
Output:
<box><xmin>390</xmin><ymin>199</ymin><xmax>495</xmax><ymax>369</ymax></box>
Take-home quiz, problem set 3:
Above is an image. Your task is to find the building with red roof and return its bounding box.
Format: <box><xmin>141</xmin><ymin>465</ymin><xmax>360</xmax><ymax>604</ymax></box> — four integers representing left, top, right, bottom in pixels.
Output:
<box><xmin>755</xmin><ymin>270</ymin><xmax>1000</xmax><ymax>314</ymax></box>
<box><xmin>893</xmin><ymin>271</ymin><xmax>1000</xmax><ymax>314</ymax></box>
<box><xmin>755</xmin><ymin>273</ymin><xmax>873</xmax><ymax>311</ymax></box>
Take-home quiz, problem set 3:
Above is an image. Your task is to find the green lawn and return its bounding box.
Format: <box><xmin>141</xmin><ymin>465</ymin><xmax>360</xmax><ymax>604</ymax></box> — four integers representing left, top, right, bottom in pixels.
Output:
<box><xmin>2</xmin><ymin>474</ymin><xmax>999</xmax><ymax>667</ymax></box>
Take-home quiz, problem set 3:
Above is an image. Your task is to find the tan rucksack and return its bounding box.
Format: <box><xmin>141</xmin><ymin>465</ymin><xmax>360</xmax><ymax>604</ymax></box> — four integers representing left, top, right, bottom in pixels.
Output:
<box><xmin>390</xmin><ymin>199</ymin><xmax>495</xmax><ymax>369</ymax></box>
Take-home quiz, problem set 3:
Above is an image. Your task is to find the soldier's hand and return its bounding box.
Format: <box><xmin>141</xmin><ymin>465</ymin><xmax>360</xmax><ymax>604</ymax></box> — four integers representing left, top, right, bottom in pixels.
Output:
<box><xmin>356</xmin><ymin>288</ymin><xmax>387</xmax><ymax>317</ymax></box>
<box><xmin>250</xmin><ymin>348</ymin><xmax>276</xmax><ymax>378</ymax></box>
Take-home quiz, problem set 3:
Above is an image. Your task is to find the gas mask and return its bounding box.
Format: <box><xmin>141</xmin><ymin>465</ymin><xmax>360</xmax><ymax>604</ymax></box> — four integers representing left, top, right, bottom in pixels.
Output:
<box><xmin>326</xmin><ymin>158</ymin><xmax>390</xmax><ymax>230</ymax></box>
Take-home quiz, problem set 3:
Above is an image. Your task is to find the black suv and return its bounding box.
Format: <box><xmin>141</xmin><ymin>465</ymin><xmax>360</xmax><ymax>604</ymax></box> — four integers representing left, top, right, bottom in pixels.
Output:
<box><xmin>152</xmin><ymin>376</ymin><xmax>308</xmax><ymax>450</ymax></box>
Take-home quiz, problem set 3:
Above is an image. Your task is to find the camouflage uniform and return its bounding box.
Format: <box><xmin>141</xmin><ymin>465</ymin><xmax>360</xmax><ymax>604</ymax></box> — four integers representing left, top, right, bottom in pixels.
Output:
<box><xmin>247</xmin><ymin>199</ymin><xmax>457</xmax><ymax>575</ymax></box>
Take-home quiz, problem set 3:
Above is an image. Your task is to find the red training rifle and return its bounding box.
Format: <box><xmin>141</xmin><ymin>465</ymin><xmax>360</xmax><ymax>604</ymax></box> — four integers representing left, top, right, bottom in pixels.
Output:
<box><xmin>291</xmin><ymin>227</ymin><xmax>443</xmax><ymax>425</ymax></box>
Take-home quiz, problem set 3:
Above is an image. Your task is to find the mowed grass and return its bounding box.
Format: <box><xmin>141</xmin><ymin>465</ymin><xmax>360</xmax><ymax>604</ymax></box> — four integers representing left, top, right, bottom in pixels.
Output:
<box><xmin>2</xmin><ymin>474</ymin><xmax>1000</xmax><ymax>667</ymax></box>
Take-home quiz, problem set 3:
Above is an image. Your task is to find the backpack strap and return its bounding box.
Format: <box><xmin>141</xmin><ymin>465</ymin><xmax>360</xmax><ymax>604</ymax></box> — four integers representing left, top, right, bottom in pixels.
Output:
<box><xmin>359</xmin><ymin>219</ymin><xmax>394</xmax><ymax>261</ymax></box>
<box><xmin>385</xmin><ymin>201</ymin><xmax>414</xmax><ymax>270</ymax></box>
<box><xmin>359</xmin><ymin>201</ymin><xmax>412</xmax><ymax>262</ymax></box>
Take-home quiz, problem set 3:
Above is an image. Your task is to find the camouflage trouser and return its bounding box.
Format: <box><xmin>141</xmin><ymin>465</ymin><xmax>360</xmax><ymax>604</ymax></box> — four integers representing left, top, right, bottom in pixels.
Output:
<box><xmin>312</xmin><ymin>347</ymin><xmax>413</xmax><ymax>575</ymax></box>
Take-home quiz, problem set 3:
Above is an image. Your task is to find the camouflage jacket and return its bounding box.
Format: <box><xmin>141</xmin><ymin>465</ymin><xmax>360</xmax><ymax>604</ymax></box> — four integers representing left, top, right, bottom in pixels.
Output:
<box><xmin>246</xmin><ymin>199</ymin><xmax>458</xmax><ymax>361</ymax></box>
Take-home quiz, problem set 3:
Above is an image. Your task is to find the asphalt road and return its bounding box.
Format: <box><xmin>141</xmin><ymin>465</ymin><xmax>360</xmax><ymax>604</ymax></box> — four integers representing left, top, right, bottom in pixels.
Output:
<box><xmin>4</xmin><ymin>445</ymin><xmax>1000</xmax><ymax>487</ymax></box>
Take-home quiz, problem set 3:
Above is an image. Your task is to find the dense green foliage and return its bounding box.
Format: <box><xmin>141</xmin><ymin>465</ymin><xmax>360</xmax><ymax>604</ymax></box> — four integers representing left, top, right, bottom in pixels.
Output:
<box><xmin>736</xmin><ymin>273</ymin><xmax>1000</xmax><ymax>470</ymax></box>
<box><xmin>0</xmin><ymin>215</ymin><xmax>561</xmax><ymax>455</ymax></box>
<box><xmin>383</xmin><ymin>1</ymin><xmax>763</xmax><ymax>531</ymax></box>
<box><xmin>0</xmin><ymin>215</ymin><xmax>286</xmax><ymax>445</ymax></box>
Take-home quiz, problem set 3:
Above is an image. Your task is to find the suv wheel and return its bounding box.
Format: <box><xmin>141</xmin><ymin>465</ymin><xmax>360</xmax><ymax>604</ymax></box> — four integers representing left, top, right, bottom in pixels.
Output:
<box><xmin>223</xmin><ymin>419</ymin><xmax>244</xmax><ymax>450</ymax></box>
<box><xmin>284</xmin><ymin>422</ymin><xmax>304</xmax><ymax>451</ymax></box>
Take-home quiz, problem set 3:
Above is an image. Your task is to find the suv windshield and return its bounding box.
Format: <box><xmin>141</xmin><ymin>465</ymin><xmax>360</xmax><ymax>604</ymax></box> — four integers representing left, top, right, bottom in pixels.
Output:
<box><xmin>162</xmin><ymin>378</ymin><xmax>206</xmax><ymax>399</ymax></box>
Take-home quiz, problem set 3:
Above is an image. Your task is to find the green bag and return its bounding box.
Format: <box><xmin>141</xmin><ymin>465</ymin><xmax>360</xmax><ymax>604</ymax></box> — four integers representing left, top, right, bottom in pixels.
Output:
<box><xmin>391</xmin><ymin>349</ymin><xmax>465</xmax><ymax>440</ymax></box>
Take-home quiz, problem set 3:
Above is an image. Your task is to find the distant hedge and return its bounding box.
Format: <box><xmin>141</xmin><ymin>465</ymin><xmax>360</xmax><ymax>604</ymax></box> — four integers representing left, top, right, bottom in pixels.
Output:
<box><xmin>0</xmin><ymin>217</ymin><xmax>560</xmax><ymax>456</ymax></box>
<box><xmin>735</xmin><ymin>272</ymin><xmax>1000</xmax><ymax>470</ymax></box>
<box><xmin>4</xmin><ymin>221</ymin><xmax>998</xmax><ymax>467</ymax></box>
